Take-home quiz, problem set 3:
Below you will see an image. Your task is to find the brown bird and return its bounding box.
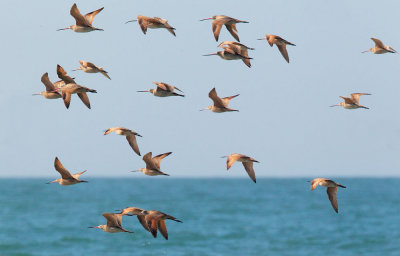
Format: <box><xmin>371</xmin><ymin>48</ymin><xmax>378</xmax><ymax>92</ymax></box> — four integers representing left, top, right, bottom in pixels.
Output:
<box><xmin>89</xmin><ymin>213</ymin><xmax>133</xmax><ymax>233</ymax></box>
<box><xmin>217</xmin><ymin>42</ymin><xmax>254</xmax><ymax>67</ymax></box>
<box><xmin>126</xmin><ymin>15</ymin><xmax>176</xmax><ymax>36</ymax></box>
<box><xmin>132</xmin><ymin>152</ymin><xmax>172</xmax><ymax>176</ymax></box>
<box><xmin>137</xmin><ymin>82</ymin><xmax>184</xmax><ymax>97</ymax></box>
<box><xmin>201</xmin><ymin>88</ymin><xmax>239</xmax><ymax>113</ymax></box>
<box><xmin>200</xmin><ymin>15</ymin><xmax>248</xmax><ymax>42</ymax></box>
<box><xmin>120</xmin><ymin>207</ymin><xmax>182</xmax><ymax>240</ymax></box>
<box><xmin>203</xmin><ymin>44</ymin><xmax>252</xmax><ymax>67</ymax></box>
<box><xmin>258</xmin><ymin>34</ymin><xmax>296</xmax><ymax>63</ymax></box>
<box><xmin>309</xmin><ymin>178</ymin><xmax>346</xmax><ymax>213</ymax></box>
<box><xmin>32</xmin><ymin>73</ymin><xmax>62</xmax><ymax>99</ymax></box>
<box><xmin>72</xmin><ymin>61</ymin><xmax>111</xmax><ymax>80</ymax></box>
<box><xmin>104</xmin><ymin>127</ymin><xmax>142</xmax><ymax>156</ymax></box>
<box><xmin>222</xmin><ymin>153</ymin><xmax>259</xmax><ymax>183</ymax></box>
<box><xmin>330</xmin><ymin>93</ymin><xmax>371</xmax><ymax>109</ymax></box>
<box><xmin>57</xmin><ymin>3</ymin><xmax>104</xmax><ymax>32</ymax></box>
<box><xmin>46</xmin><ymin>157</ymin><xmax>88</xmax><ymax>185</ymax></box>
<box><xmin>56</xmin><ymin>64</ymin><xmax>97</xmax><ymax>109</ymax></box>
<box><xmin>362</xmin><ymin>38</ymin><xmax>396</xmax><ymax>54</ymax></box>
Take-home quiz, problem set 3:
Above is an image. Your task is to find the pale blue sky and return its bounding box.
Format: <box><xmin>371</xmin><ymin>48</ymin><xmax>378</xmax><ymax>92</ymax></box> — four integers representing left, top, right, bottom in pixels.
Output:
<box><xmin>1</xmin><ymin>0</ymin><xmax>400</xmax><ymax>177</ymax></box>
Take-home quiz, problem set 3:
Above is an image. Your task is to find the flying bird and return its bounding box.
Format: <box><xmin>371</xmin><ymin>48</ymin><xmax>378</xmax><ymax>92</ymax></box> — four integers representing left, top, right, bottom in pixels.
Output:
<box><xmin>126</xmin><ymin>15</ymin><xmax>176</xmax><ymax>36</ymax></box>
<box><xmin>137</xmin><ymin>82</ymin><xmax>184</xmax><ymax>97</ymax></box>
<box><xmin>46</xmin><ymin>157</ymin><xmax>88</xmax><ymax>185</ymax></box>
<box><xmin>57</xmin><ymin>64</ymin><xmax>97</xmax><ymax>109</ymax></box>
<box><xmin>362</xmin><ymin>38</ymin><xmax>396</xmax><ymax>54</ymax></box>
<box><xmin>330</xmin><ymin>93</ymin><xmax>371</xmax><ymax>109</ymax></box>
<box><xmin>200</xmin><ymin>15</ymin><xmax>248</xmax><ymax>42</ymax></box>
<box><xmin>89</xmin><ymin>213</ymin><xmax>133</xmax><ymax>233</ymax></box>
<box><xmin>32</xmin><ymin>73</ymin><xmax>62</xmax><ymax>99</ymax></box>
<box><xmin>57</xmin><ymin>3</ymin><xmax>104</xmax><ymax>32</ymax></box>
<box><xmin>132</xmin><ymin>152</ymin><xmax>172</xmax><ymax>176</ymax></box>
<box><xmin>258</xmin><ymin>34</ymin><xmax>296</xmax><ymax>63</ymax></box>
<box><xmin>222</xmin><ymin>153</ymin><xmax>259</xmax><ymax>183</ymax></box>
<box><xmin>104</xmin><ymin>127</ymin><xmax>142</xmax><ymax>156</ymax></box>
<box><xmin>309</xmin><ymin>178</ymin><xmax>346</xmax><ymax>213</ymax></box>
<box><xmin>203</xmin><ymin>44</ymin><xmax>252</xmax><ymax>67</ymax></box>
<box><xmin>73</xmin><ymin>61</ymin><xmax>111</xmax><ymax>80</ymax></box>
<box><xmin>201</xmin><ymin>88</ymin><xmax>239</xmax><ymax>113</ymax></box>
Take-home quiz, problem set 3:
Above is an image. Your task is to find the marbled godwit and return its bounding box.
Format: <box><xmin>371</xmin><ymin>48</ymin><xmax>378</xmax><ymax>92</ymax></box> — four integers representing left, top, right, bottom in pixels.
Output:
<box><xmin>89</xmin><ymin>213</ymin><xmax>133</xmax><ymax>233</ymax></box>
<box><xmin>57</xmin><ymin>3</ymin><xmax>104</xmax><ymax>32</ymax></box>
<box><xmin>200</xmin><ymin>15</ymin><xmax>248</xmax><ymax>42</ymax></box>
<box><xmin>126</xmin><ymin>16</ymin><xmax>176</xmax><ymax>36</ymax></box>
<box><xmin>132</xmin><ymin>152</ymin><xmax>172</xmax><ymax>176</ymax></box>
<box><xmin>203</xmin><ymin>44</ymin><xmax>252</xmax><ymax>67</ymax></box>
<box><xmin>120</xmin><ymin>207</ymin><xmax>182</xmax><ymax>240</ymax></box>
<box><xmin>46</xmin><ymin>157</ymin><xmax>88</xmax><ymax>185</ymax></box>
<box><xmin>222</xmin><ymin>153</ymin><xmax>259</xmax><ymax>183</ymax></box>
<box><xmin>218</xmin><ymin>42</ymin><xmax>254</xmax><ymax>67</ymax></box>
<box><xmin>137</xmin><ymin>82</ymin><xmax>184</xmax><ymax>97</ymax></box>
<box><xmin>32</xmin><ymin>73</ymin><xmax>62</xmax><ymax>99</ymax></box>
<box><xmin>73</xmin><ymin>61</ymin><xmax>111</xmax><ymax>80</ymax></box>
<box><xmin>362</xmin><ymin>38</ymin><xmax>396</xmax><ymax>54</ymax></box>
<box><xmin>104</xmin><ymin>127</ymin><xmax>142</xmax><ymax>156</ymax></box>
<box><xmin>258</xmin><ymin>34</ymin><xmax>296</xmax><ymax>63</ymax></box>
<box><xmin>201</xmin><ymin>88</ymin><xmax>239</xmax><ymax>113</ymax></box>
<box><xmin>309</xmin><ymin>178</ymin><xmax>346</xmax><ymax>213</ymax></box>
<box><xmin>330</xmin><ymin>93</ymin><xmax>371</xmax><ymax>109</ymax></box>
<box><xmin>57</xmin><ymin>64</ymin><xmax>97</xmax><ymax>109</ymax></box>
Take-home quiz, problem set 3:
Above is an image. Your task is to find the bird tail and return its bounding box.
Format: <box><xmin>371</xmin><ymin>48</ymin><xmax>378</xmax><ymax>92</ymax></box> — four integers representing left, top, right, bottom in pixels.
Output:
<box><xmin>338</xmin><ymin>184</ymin><xmax>346</xmax><ymax>188</ymax></box>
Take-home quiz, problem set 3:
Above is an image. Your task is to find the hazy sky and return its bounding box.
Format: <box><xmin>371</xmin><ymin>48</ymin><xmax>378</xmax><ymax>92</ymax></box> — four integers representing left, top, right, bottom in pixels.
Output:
<box><xmin>1</xmin><ymin>0</ymin><xmax>400</xmax><ymax>177</ymax></box>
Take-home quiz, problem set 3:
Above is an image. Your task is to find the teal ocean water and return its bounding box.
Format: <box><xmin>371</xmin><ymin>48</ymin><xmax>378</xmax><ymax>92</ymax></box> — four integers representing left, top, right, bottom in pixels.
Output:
<box><xmin>0</xmin><ymin>178</ymin><xmax>399</xmax><ymax>255</ymax></box>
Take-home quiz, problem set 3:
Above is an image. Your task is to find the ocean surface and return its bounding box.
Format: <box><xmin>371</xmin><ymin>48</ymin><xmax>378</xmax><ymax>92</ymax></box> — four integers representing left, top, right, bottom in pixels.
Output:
<box><xmin>0</xmin><ymin>178</ymin><xmax>399</xmax><ymax>256</ymax></box>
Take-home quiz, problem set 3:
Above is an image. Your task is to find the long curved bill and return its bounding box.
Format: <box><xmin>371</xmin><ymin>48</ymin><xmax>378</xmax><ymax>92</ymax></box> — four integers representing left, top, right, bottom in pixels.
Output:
<box><xmin>46</xmin><ymin>180</ymin><xmax>57</xmax><ymax>184</ymax></box>
<box><xmin>257</xmin><ymin>38</ymin><xmax>266</xmax><ymax>40</ymax></box>
<box><xmin>125</xmin><ymin>19</ymin><xmax>137</xmax><ymax>24</ymax></box>
<box><xmin>32</xmin><ymin>93</ymin><xmax>41</xmax><ymax>96</ymax></box>
<box><xmin>329</xmin><ymin>104</ymin><xmax>340</xmax><ymax>107</ymax></box>
<box><xmin>137</xmin><ymin>90</ymin><xmax>149</xmax><ymax>92</ymax></box>
<box><xmin>57</xmin><ymin>27</ymin><xmax>71</xmax><ymax>31</ymax></box>
<box><xmin>199</xmin><ymin>17</ymin><xmax>213</xmax><ymax>21</ymax></box>
<box><xmin>202</xmin><ymin>53</ymin><xmax>218</xmax><ymax>56</ymax></box>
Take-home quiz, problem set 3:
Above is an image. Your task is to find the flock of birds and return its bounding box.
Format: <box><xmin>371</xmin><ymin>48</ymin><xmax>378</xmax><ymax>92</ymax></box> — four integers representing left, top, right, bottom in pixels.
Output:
<box><xmin>35</xmin><ymin>3</ymin><xmax>396</xmax><ymax>239</ymax></box>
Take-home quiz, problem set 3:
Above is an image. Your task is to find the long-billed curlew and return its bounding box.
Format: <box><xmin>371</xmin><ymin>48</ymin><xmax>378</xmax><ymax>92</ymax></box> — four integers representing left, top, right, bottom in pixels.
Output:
<box><xmin>200</xmin><ymin>15</ymin><xmax>248</xmax><ymax>42</ymax></box>
<box><xmin>73</xmin><ymin>61</ymin><xmax>111</xmax><ymax>80</ymax></box>
<box><xmin>104</xmin><ymin>127</ymin><xmax>142</xmax><ymax>156</ymax></box>
<box><xmin>46</xmin><ymin>157</ymin><xmax>88</xmax><ymax>185</ymax></box>
<box><xmin>201</xmin><ymin>88</ymin><xmax>239</xmax><ymax>113</ymax></box>
<box><xmin>132</xmin><ymin>152</ymin><xmax>172</xmax><ymax>176</ymax></box>
<box><xmin>57</xmin><ymin>3</ymin><xmax>104</xmax><ymax>32</ymax></box>
<box><xmin>222</xmin><ymin>153</ymin><xmax>259</xmax><ymax>183</ymax></box>
<box><xmin>258</xmin><ymin>34</ymin><xmax>296</xmax><ymax>63</ymax></box>
<box><xmin>309</xmin><ymin>178</ymin><xmax>346</xmax><ymax>213</ymax></box>
<box><xmin>126</xmin><ymin>15</ymin><xmax>176</xmax><ymax>36</ymax></box>
<box><xmin>89</xmin><ymin>213</ymin><xmax>133</xmax><ymax>233</ymax></box>
<box><xmin>330</xmin><ymin>93</ymin><xmax>371</xmax><ymax>109</ymax></box>
<box><xmin>137</xmin><ymin>82</ymin><xmax>184</xmax><ymax>97</ymax></box>
<box><xmin>362</xmin><ymin>38</ymin><xmax>396</xmax><ymax>54</ymax></box>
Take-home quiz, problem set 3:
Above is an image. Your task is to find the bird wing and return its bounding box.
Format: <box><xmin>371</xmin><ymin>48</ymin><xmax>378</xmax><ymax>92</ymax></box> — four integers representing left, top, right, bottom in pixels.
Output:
<box><xmin>221</xmin><ymin>94</ymin><xmax>239</xmax><ymax>107</ymax></box>
<box><xmin>72</xmin><ymin>170</ymin><xmax>86</xmax><ymax>179</ymax></box>
<box><xmin>145</xmin><ymin>216</ymin><xmax>158</xmax><ymax>238</ymax></box>
<box><xmin>310</xmin><ymin>179</ymin><xmax>320</xmax><ymax>190</ymax></box>
<box><xmin>143</xmin><ymin>152</ymin><xmax>158</xmax><ymax>170</ymax></box>
<box><xmin>138</xmin><ymin>17</ymin><xmax>149</xmax><ymax>34</ymax></box>
<box><xmin>137</xmin><ymin>215</ymin><xmax>150</xmax><ymax>231</ymax></box>
<box><xmin>84</xmin><ymin>7</ymin><xmax>104</xmax><ymax>25</ymax></box>
<box><xmin>211</xmin><ymin>19</ymin><xmax>223</xmax><ymax>41</ymax></box>
<box><xmin>208</xmin><ymin>88</ymin><xmax>225</xmax><ymax>108</ymax></box>
<box><xmin>225</xmin><ymin>24</ymin><xmax>240</xmax><ymax>42</ymax></box>
<box><xmin>77</xmin><ymin>92</ymin><xmax>91</xmax><ymax>109</ymax></box>
<box><xmin>103</xmin><ymin>213</ymin><xmax>122</xmax><ymax>228</ymax></box>
<box><xmin>70</xmin><ymin>3</ymin><xmax>91</xmax><ymax>27</ymax></box>
<box><xmin>156</xmin><ymin>83</ymin><xmax>172</xmax><ymax>92</ymax></box>
<box><xmin>84</xmin><ymin>61</ymin><xmax>98</xmax><ymax>69</ymax></box>
<box><xmin>100</xmin><ymin>70</ymin><xmax>111</xmax><ymax>80</ymax></box>
<box><xmin>277</xmin><ymin>44</ymin><xmax>290</xmax><ymax>63</ymax></box>
<box><xmin>226</xmin><ymin>155</ymin><xmax>240</xmax><ymax>170</ymax></box>
<box><xmin>327</xmin><ymin>187</ymin><xmax>338</xmax><ymax>213</ymax></box>
<box><xmin>41</xmin><ymin>73</ymin><xmax>56</xmax><ymax>92</ymax></box>
<box><xmin>242</xmin><ymin>162</ymin><xmax>256</xmax><ymax>183</ymax></box>
<box><xmin>126</xmin><ymin>134</ymin><xmax>140</xmax><ymax>156</ymax></box>
<box><xmin>339</xmin><ymin>96</ymin><xmax>354</xmax><ymax>104</ymax></box>
<box><xmin>62</xmin><ymin>92</ymin><xmax>71</xmax><ymax>109</ymax></box>
<box><xmin>162</xmin><ymin>21</ymin><xmax>176</xmax><ymax>36</ymax></box>
<box><xmin>371</xmin><ymin>38</ymin><xmax>385</xmax><ymax>49</ymax></box>
<box><xmin>350</xmin><ymin>93</ymin><xmax>370</xmax><ymax>104</ymax></box>
<box><xmin>153</xmin><ymin>152</ymin><xmax>172</xmax><ymax>170</ymax></box>
<box><xmin>57</xmin><ymin>65</ymin><xmax>75</xmax><ymax>84</ymax></box>
<box><xmin>54</xmin><ymin>157</ymin><xmax>74</xmax><ymax>179</ymax></box>
<box><xmin>241</xmin><ymin>58</ymin><xmax>251</xmax><ymax>68</ymax></box>
<box><xmin>158</xmin><ymin>220</ymin><xmax>168</xmax><ymax>240</ymax></box>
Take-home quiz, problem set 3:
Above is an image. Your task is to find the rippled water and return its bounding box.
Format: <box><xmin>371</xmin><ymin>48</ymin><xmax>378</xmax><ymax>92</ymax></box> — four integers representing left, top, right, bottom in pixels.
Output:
<box><xmin>0</xmin><ymin>178</ymin><xmax>399</xmax><ymax>255</ymax></box>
